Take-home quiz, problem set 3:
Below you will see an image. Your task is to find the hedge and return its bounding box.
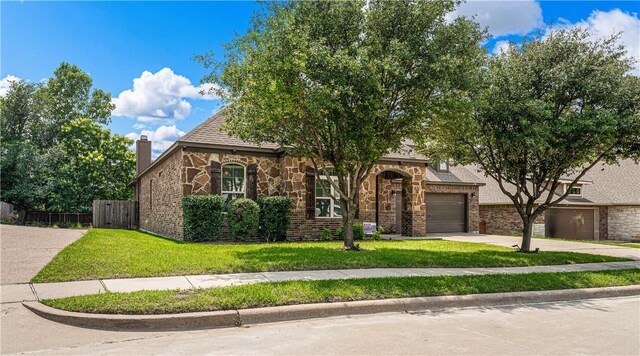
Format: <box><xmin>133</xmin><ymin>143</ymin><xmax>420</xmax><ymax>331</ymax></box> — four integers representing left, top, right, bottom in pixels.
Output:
<box><xmin>182</xmin><ymin>195</ymin><xmax>225</xmax><ymax>242</ymax></box>
<box><xmin>228</xmin><ymin>198</ymin><xmax>260</xmax><ymax>241</ymax></box>
<box><xmin>257</xmin><ymin>196</ymin><xmax>292</xmax><ymax>242</ymax></box>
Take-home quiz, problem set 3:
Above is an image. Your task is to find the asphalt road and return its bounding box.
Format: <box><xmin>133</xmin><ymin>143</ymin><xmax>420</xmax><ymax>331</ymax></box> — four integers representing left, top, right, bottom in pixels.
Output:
<box><xmin>1</xmin><ymin>296</ymin><xmax>638</xmax><ymax>355</ymax></box>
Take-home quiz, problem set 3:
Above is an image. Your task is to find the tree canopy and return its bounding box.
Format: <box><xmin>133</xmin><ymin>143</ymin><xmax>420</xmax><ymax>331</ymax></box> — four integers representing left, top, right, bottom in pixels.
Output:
<box><xmin>198</xmin><ymin>0</ymin><xmax>486</xmax><ymax>248</ymax></box>
<box><xmin>0</xmin><ymin>63</ymin><xmax>135</xmax><ymax>213</ymax></box>
<box><xmin>418</xmin><ymin>28</ymin><xmax>640</xmax><ymax>251</ymax></box>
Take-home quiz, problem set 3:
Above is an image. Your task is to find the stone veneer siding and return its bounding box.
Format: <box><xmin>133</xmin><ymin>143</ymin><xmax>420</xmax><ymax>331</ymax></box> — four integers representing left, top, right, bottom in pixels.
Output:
<box><xmin>138</xmin><ymin>149</ymin><xmax>184</xmax><ymax>239</ymax></box>
<box><xmin>140</xmin><ymin>148</ymin><xmax>481</xmax><ymax>241</ymax></box>
<box><xmin>608</xmin><ymin>206</ymin><xmax>640</xmax><ymax>241</ymax></box>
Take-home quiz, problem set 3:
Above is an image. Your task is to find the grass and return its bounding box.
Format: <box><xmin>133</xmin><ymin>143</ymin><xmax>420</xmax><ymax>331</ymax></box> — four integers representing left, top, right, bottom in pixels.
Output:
<box><xmin>32</xmin><ymin>229</ymin><xmax>628</xmax><ymax>283</ymax></box>
<box><xmin>42</xmin><ymin>269</ymin><xmax>640</xmax><ymax>314</ymax></box>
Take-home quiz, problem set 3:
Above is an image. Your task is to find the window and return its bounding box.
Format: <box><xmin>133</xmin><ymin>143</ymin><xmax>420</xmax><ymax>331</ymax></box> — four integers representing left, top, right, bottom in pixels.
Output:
<box><xmin>315</xmin><ymin>167</ymin><xmax>342</xmax><ymax>218</ymax></box>
<box><xmin>568</xmin><ymin>186</ymin><xmax>582</xmax><ymax>196</ymax></box>
<box><xmin>222</xmin><ymin>163</ymin><xmax>246</xmax><ymax>203</ymax></box>
<box><xmin>437</xmin><ymin>160</ymin><xmax>449</xmax><ymax>172</ymax></box>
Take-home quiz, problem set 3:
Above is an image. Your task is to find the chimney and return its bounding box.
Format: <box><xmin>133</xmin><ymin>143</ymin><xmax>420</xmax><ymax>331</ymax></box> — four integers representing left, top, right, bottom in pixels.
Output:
<box><xmin>136</xmin><ymin>135</ymin><xmax>152</xmax><ymax>175</ymax></box>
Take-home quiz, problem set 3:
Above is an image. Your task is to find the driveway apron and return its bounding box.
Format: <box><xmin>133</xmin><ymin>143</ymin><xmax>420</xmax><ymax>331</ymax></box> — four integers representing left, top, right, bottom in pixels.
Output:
<box><xmin>0</xmin><ymin>225</ymin><xmax>85</xmax><ymax>285</ymax></box>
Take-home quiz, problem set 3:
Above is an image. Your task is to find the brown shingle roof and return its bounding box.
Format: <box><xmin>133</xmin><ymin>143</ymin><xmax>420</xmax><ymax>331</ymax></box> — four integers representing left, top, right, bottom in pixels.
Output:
<box><xmin>179</xmin><ymin>111</ymin><xmax>280</xmax><ymax>150</ymax></box>
<box><xmin>473</xmin><ymin>160</ymin><xmax>640</xmax><ymax>205</ymax></box>
<box><xmin>178</xmin><ymin>111</ymin><xmax>434</xmax><ymax>162</ymax></box>
<box><xmin>425</xmin><ymin>164</ymin><xmax>485</xmax><ymax>185</ymax></box>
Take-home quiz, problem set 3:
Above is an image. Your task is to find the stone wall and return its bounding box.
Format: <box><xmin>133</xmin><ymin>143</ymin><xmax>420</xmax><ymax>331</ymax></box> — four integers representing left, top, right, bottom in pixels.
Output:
<box><xmin>363</xmin><ymin>164</ymin><xmax>428</xmax><ymax>237</ymax></box>
<box><xmin>182</xmin><ymin>151</ymin><xmax>281</xmax><ymax>196</ymax></box>
<box><xmin>479</xmin><ymin>205</ymin><xmax>544</xmax><ymax>236</ymax></box>
<box><xmin>599</xmin><ymin>206</ymin><xmax>608</xmax><ymax>240</ymax></box>
<box><xmin>140</xmin><ymin>148</ymin><xmax>481</xmax><ymax>241</ymax></box>
<box><xmin>425</xmin><ymin>184</ymin><xmax>480</xmax><ymax>233</ymax></box>
<box><xmin>608</xmin><ymin>206</ymin><xmax>640</xmax><ymax>241</ymax></box>
<box><xmin>138</xmin><ymin>149</ymin><xmax>184</xmax><ymax>239</ymax></box>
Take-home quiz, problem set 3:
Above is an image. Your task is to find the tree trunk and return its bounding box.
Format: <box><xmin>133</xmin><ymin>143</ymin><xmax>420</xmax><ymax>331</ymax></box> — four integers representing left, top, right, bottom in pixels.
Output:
<box><xmin>520</xmin><ymin>216</ymin><xmax>534</xmax><ymax>252</ymax></box>
<box><xmin>341</xmin><ymin>198</ymin><xmax>357</xmax><ymax>250</ymax></box>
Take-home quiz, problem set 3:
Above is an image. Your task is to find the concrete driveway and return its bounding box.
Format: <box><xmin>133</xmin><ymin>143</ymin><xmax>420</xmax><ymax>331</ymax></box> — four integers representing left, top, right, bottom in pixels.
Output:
<box><xmin>0</xmin><ymin>225</ymin><xmax>85</xmax><ymax>285</ymax></box>
<box><xmin>436</xmin><ymin>233</ymin><xmax>640</xmax><ymax>260</ymax></box>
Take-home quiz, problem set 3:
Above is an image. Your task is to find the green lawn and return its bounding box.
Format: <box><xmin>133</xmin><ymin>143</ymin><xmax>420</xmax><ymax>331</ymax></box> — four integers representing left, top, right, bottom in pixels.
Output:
<box><xmin>42</xmin><ymin>269</ymin><xmax>640</xmax><ymax>314</ymax></box>
<box><xmin>32</xmin><ymin>229</ymin><xmax>628</xmax><ymax>283</ymax></box>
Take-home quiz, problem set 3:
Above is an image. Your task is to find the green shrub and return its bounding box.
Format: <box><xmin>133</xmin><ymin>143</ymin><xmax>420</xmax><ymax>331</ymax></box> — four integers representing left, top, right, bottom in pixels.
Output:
<box><xmin>336</xmin><ymin>223</ymin><xmax>365</xmax><ymax>240</ymax></box>
<box><xmin>257</xmin><ymin>196</ymin><xmax>292</xmax><ymax>242</ymax></box>
<box><xmin>182</xmin><ymin>195</ymin><xmax>225</xmax><ymax>242</ymax></box>
<box><xmin>353</xmin><ymin>223</ymin><xmax>365</xmax><ymax>240</ymax></box>
<box><xmin>228</xmin><ymin>198</ymin><xmax>260</xmax><ymax>241</ymax></box>
<box><xmin>320</xmin><ymin>228</ymin><xmax>333</xmax><ymax>241</ymax></box>
<box><xmin>371</xmin><ymin>226</ymin><xmax>384</xmax><ymax>241</ymax></box>
<box><xmin>336</xmin><ymin>225</ymin><xmax>344</xmax><ymax>240</ymax></box>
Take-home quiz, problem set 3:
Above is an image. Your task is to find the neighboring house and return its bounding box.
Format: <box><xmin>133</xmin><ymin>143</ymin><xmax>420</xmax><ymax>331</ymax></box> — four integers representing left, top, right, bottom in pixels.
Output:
<box><xmin>473</xmin><ymin>160</ymin><xmax>640</xmax><ymax>241</ymax></box>
<box><xmin>132</xmin><ymin>111</ymin><xmax>484</xmax><ymax>240</ymax></box>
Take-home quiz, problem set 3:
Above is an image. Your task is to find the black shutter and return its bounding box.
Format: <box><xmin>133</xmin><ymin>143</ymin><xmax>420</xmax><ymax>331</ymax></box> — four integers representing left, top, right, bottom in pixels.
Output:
<box><xmin>305</xmin><ymin>166</ymin><xmax>316</xmax><ymax>219</ymax></box>
<box><xmin>211</xmin><ymin>161</ymin><xmax>221</xmax><ymax>195</ymax></box>
<box><xmin>247</xmin><ymin>163</ymin><xmax>258</xmax><ymax>200</ymax></box>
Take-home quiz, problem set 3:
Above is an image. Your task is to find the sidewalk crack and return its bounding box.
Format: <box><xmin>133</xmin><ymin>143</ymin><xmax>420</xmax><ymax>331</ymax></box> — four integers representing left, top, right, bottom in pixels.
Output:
<box><xmin>29</xmin><ymin>283</ymin><xmax>39</xmax><ymax>301</ymax></box>
<box><xmin>99</xmin><ymin>280</ymin><xmax>109</xmax><ymax>292</ymax></box>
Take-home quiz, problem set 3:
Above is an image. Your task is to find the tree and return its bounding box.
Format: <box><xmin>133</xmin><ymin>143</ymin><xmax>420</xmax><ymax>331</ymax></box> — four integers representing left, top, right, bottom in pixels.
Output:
<box><xmin>0</xmin><ymin>63</ymin><xmax>134</xmax><ymax>212</ymax></box>
<box><xmin>50</xmin><ymin>119</ymin><xmax>135</xmax><ymax>212</ymax></box>
<box><xmin>417</xmin><ymin>28</ymin><xmax>640</xmax><ymax>252</ymax></box>
<box><xmin>37</xmin><ymin>62</ymin><xmax>114</xmax><ymax>147</ymax></box>
<box><xmin>198</xmin><ymin>0</ymin><xmax>485</xmax><ymax>249</ymax></box>
<box><xmin>0</xmin><ymin>79</ymin><xmax>42</xmax><ymax>142</ymax></box>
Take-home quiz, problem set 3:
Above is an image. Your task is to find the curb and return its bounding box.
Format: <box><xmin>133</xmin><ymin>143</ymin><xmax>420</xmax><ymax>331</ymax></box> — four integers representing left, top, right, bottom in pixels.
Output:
<box><xmin>23</xmin><ymin>285</ymin><xmax>640</xmax><ymax>330</ymax></box>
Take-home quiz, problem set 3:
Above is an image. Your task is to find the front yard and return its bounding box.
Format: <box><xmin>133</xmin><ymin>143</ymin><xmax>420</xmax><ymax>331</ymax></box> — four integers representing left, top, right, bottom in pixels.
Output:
<box><xmin>33</xmin><ymin>229</ymin><xmax>627</xmax><ymax>283</ymax></box>
<box><xmin>43</xmin><ymin>269</ymin><xmax>640</xmax><ymax>314</ymax></box>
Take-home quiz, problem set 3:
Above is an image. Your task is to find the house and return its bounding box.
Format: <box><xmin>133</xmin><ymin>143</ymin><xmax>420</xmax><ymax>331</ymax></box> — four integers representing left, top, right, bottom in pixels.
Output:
<box><xmin>132</xmin><ymin>111</ymin><xmax>484</xmax><ymax>240</ymax></box>
<box><xmin>474</xmin><ymin>160</ymin><xmax>640</xmax><ymax>241</ymax></box>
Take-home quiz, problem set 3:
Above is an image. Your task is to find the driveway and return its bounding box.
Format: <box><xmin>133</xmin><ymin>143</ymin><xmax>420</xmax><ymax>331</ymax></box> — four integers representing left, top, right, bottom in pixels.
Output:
<box><xmin>0</xmin><ymin>225</ymin><xmax>85</xmax><ymax>285</ymax></box>
<box><xmin>436</xmin><ymin>233</ymin><xmax>640</xmax><ymax>260</ymax></box>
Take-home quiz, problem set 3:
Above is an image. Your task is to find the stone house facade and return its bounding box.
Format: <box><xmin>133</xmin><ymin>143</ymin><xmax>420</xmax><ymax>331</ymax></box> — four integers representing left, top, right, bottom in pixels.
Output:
<box><xmin>133</xmin><ymin>112</ymin><xmax>483</xmax><ymax>241</ymax></box>
<box><xmin>473</xmin><ymin>160</ymin><xmax>640</xmax><ymax>241</ymax></box>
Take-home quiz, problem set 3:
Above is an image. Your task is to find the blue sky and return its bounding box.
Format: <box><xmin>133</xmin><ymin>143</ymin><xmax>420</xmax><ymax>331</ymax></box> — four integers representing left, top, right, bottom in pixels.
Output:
<box><xmin>2</xmin><ymin>1</ymin><xmax>639</xmax><ymax>156</ymax></box>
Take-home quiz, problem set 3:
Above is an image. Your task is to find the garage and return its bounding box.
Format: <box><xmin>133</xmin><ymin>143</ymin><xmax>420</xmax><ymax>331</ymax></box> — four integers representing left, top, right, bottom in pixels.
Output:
<box><xmin>426</xmin><ymin>193</ymin><xmax>467</xmax><ymax>233</ymax></box>
<box><xmin>545</xmin><ymin>208</ymin><xmax>595</xmax><ymax>240</ymax></box>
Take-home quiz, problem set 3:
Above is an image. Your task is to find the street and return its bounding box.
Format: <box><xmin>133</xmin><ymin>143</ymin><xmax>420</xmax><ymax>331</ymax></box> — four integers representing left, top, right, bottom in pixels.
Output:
<box><xmin>2</xmin><ymin>296</ymin><xmax>638</xmax><ymax>355</ymax></box>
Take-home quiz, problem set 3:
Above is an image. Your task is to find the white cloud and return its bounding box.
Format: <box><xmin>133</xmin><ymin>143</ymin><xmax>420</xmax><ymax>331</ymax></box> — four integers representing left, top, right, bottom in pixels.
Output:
<box><xmin>553</xmin><ymin>9</ymin><xmax>640</xmax><ymax>75</ymax></box>
<box><xmin>0</xmin><ymin>75</ymin><xmax>22</xmax><ymax>96</ymax></box>
<box><xmin>126</xmin><ymin>125</ymin><xmax>186</xmax><ymax>158</ymax></box>
<box><xmin>112</xmin><ymin>67</ymin><xmax>218</xmax><ymax>124</ymax></box>
<box><xmin>492</xmin><ymin>40</ymin><xmax>511</xmax><ymax>55</ymax></box>
<box><xmin>446</xmin><ymin>0</ymin><xmax>543</xmax><ymax>37</ymax></box>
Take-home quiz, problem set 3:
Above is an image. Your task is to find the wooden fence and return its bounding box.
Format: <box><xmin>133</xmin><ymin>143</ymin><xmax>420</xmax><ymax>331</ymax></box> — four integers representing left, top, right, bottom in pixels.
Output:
<box><xmin>0</xmin><ymin>201</ymin><xmax>15</xmax><ymax>221</ymax></box>
<box><xmin>23</xmin><ymin>211</ymin><xmax>93</xmax><ymax>225</ymax></box>
<box><xmin>92</xmin><ymin>200</ymin><xmax>139</xmax><ymax>229</ymax></box>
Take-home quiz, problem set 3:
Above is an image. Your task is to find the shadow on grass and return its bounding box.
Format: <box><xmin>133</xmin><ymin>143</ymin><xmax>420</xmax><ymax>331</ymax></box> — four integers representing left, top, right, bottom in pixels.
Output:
<box><xmin>230</xmin><ymin>246</ymin><xmax>619</xmax><ymax>271</ymax></box>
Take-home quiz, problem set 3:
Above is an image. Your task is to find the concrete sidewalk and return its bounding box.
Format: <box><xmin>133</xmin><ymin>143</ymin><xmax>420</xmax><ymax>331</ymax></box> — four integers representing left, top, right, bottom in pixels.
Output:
<box><xmin>2</xmin><ymin>261</ymin><xmax>638</xmax><ymax>304</ymax></box>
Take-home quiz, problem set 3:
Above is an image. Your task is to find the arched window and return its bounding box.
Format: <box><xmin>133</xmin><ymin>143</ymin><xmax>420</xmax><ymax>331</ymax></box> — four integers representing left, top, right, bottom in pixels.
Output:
<box><xmin>221</xmin><ymin>163</ymin><xmax>246</xmax><ymax>203</ymax></box>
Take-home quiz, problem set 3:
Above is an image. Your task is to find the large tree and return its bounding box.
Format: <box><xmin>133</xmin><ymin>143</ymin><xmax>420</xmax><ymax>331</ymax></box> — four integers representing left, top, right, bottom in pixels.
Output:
<box><xmin>0</xmin><ymin>63</ymin><xmax>135</xmax><ymax>212</ymax></box>
<box><xmin>418</xmin><ymin>28</ymin><xmax>640</xmax><ymax>252</ymax></box>
<box><xmin>198</xmin><ymin>0</ymin><xmax>485</xmax><ymax>249</ymax></box>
